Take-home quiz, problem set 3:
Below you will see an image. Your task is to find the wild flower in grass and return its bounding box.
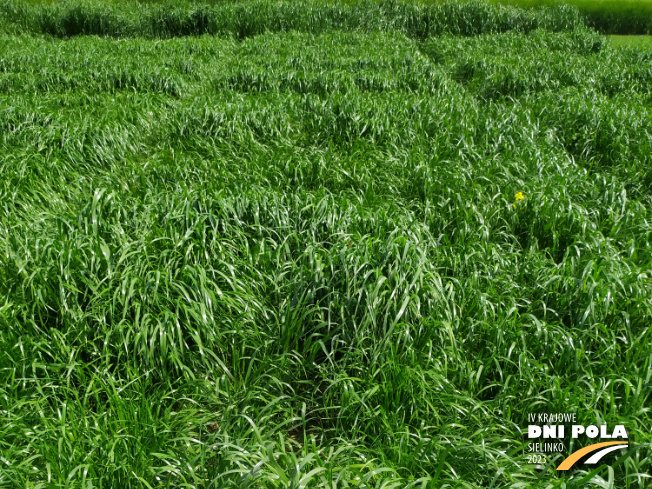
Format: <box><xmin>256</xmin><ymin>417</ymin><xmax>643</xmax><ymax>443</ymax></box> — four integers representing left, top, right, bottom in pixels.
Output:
<box><xmin>513</xmin><ymin>191</ymin><xmax>524</xmax><ymax>209</ymax></box>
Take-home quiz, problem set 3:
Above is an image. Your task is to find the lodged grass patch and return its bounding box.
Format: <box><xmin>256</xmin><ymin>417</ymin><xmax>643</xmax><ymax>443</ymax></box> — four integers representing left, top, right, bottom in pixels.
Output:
<box><xmin>1</xmin><ymin>4</ymin><xmax>652</xmax><ymax>489</ymax></box>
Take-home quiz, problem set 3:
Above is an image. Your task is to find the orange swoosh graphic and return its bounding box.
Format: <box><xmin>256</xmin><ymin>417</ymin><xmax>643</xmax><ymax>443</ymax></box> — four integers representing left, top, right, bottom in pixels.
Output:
<box><xmin>556</xmin><ymin>441</ymin><xmax>628</xmax><ymax>471</ymax></box>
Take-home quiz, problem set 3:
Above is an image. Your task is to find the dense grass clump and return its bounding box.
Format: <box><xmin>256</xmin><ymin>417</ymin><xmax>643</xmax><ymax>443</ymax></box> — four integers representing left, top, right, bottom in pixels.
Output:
<box><xmin>1</xmin><ymin>2</ymin><xmax>651</xmax><ymax>488</ymax></box>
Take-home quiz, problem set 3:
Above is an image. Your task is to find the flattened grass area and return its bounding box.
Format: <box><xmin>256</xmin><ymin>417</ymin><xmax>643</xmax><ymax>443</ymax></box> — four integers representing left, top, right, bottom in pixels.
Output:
<box><xmin>1</xmin><ymin>1</ymin><xmax>652</xmax><ymax>488</ymax></box>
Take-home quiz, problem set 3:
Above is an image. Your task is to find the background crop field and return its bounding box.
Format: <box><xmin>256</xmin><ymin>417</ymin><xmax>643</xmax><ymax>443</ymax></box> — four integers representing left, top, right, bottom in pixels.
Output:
<box><xmin>489</xmin><ymin>0</ymin><xmax>652</xmax><ymax>34</ymax></box>
<box><xmin>1</xmin><ymin>1</ymin><xmax>651</xmax><ymax>488</ymax></box>
<box><xmin>610</xmin><ymin>34</ymin><xmax>652</xmax><ymax>49</ymax></box>
<box><xmin>3</xmin><ymin>0</ymin><xmax>652</xmax><ymax>34</ymax></box>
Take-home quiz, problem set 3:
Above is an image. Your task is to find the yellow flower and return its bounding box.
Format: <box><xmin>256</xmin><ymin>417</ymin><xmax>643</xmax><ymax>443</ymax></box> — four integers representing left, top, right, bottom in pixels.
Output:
<box><xmin>513</xmin><ymin>191</ymin><xmax>524</xmax><ymax>209</ymax></box>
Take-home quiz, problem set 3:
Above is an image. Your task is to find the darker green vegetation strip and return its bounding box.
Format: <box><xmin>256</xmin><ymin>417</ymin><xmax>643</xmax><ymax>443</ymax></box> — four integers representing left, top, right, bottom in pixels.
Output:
<box><xmin>0</xmin><ymin>0</ymin><xmax>587</xmax><ymax>38</ymax></box>
<box><xmin>490</xmin><ymin>0</ymin><xmax>652</xmax><ymax>35</ymax></box>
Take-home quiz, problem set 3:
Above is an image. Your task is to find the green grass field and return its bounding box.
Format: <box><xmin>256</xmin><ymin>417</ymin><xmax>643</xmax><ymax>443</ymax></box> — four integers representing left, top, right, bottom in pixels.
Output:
<box><xmin>3</xmin><ymin>0</ymin><xmax>652</xmax><ymax>33</ymax></box>
<box><xmin>1</xmin><ymin>1</ymin><xmax>651</xmax><ymax>487</ymax></box>
<box><xmin>610</xmin><ymin>34</ymin><xmax>652</xmax><ymax>48</ymax></box>
<box><xmin>494</xmin><ymin>0</ymin><xmax>652</xmax><ymax>34</ymax></box>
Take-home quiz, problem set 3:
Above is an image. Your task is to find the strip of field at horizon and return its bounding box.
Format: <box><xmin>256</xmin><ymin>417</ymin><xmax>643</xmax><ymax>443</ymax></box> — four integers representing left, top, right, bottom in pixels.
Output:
<box><xmin>495</xmin><ymin>1</ymin><xmax>652</xmax><ymax>49</ymax></box>
<box><xmin>610</xmin><ymin>34</ymin><xmax>652</xmax><ymax>48</ymax></box>
<box><xmin>12</xmin><ymin>0</ymin><xmax>652</xmax><ymax>36</ymax></box>
<box><xmin>14</xmin><ymin>0</ymin><xmax>652</xmax><ymax>12</ymax></box>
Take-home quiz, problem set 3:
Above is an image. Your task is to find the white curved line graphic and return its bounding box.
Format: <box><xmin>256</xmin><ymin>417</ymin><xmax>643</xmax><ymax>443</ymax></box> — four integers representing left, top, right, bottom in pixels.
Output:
<box><xmin>584</xmin><ymin>445</ymin><xmax>627</xmax><ymax>464</ymax></box>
